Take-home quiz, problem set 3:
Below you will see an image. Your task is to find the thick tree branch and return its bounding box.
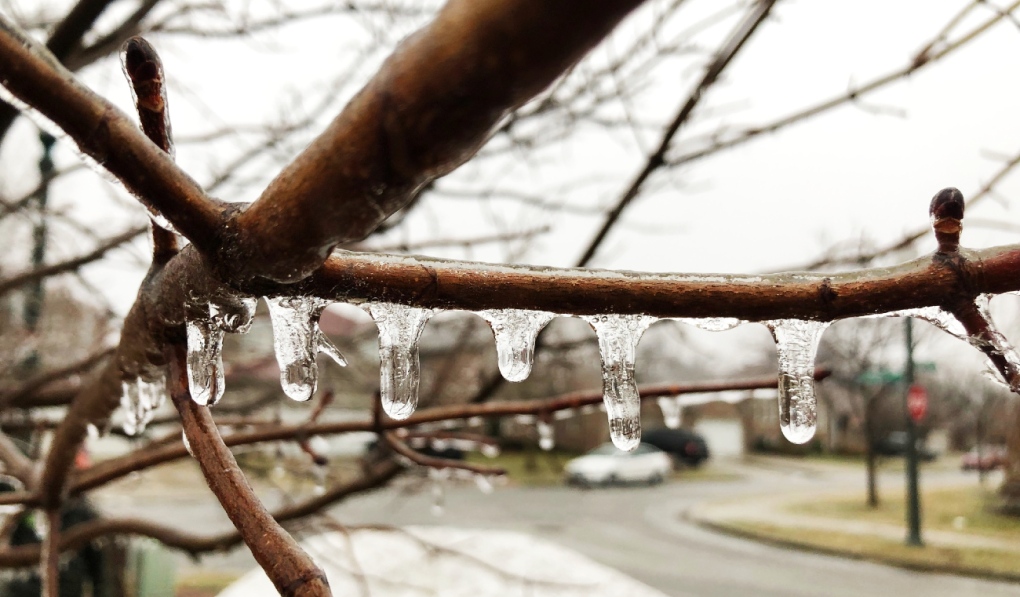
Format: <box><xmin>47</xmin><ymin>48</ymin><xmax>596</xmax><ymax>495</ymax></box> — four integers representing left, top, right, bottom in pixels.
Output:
<box><xmin>233</xmin><ymin>0</ymin><xmax>649</xmax><ymax>282</ymax></box>
<box><xmin>0</xmin><ymin>16</ymin><xmax>226</xmax><ymax>252</ymax></box>
<box><xmin>0</xmin><ymin>0</ymin><xmax>118</xmax><ymax>144</ymax></box>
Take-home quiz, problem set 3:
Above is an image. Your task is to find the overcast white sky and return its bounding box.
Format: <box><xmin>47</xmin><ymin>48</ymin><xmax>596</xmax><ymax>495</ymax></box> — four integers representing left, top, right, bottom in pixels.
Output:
<box><xmin>4</xmin><ymin>0</ymin><xmax>1020</xmax><ymax>377</ymax></box>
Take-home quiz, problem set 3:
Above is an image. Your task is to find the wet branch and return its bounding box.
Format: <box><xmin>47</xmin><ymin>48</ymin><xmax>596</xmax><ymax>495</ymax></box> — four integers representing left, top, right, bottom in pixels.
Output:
<box><xmin>167</xmin><ymin>342</ymin><xmax>331</xmax><ymax>597</ymax></box>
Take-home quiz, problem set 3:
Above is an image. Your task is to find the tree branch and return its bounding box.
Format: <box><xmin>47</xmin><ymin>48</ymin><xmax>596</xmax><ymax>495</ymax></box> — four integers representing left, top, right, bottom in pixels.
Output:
<box><xmin>232</xmin><ymin>0</ymin><xmax>649</xmax><ymax>282</ymax></box>
<box><xmin>0</xmin><ymin>226</ymin><xmax>147</xmax><ymax>296</ymax></box>
<box><xmin>167</xmin><ymin>342</ymin><xmax>331</xmax><ymax>597</ymax></box>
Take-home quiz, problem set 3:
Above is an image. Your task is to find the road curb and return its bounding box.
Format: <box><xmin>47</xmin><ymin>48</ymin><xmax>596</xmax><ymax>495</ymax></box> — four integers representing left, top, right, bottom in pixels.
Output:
<box><xmin>685</xmin><ymin>510</ymin><xmax>1020</xmax><ymax>585</ymax></box>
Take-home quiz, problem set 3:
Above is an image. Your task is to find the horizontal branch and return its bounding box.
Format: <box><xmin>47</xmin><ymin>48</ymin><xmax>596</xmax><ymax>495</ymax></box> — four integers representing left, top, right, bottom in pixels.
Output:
<box><xmin>0</xmin><ymin>349</ymin><xmax>112</xmax><ymax>410</ymax></box>
<box><xmin>280</xmin><ymin>242</ymin><xmax>1019</xmax><ymax>321</ymax></box>
<box><xmin>0</xmin><ymin>226</ymin><xmax>147</xmax><ymax>296</ymax></box>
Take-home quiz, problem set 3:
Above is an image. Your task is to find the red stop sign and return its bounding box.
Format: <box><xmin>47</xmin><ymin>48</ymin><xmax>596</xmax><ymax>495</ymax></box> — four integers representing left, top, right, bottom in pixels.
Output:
<box><xmin>907</xmin><ymin>384</ymin><xmax>928</xmax><ymax>422</ymax></box>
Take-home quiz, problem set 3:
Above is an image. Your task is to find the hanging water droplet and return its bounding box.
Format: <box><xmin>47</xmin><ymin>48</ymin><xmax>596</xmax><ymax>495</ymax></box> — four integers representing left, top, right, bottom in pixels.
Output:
<box><xmin>583</xmin><ymin>314</ymin><xmax>655</xmax><ymax>451</ymax></box>
<box><xmin>267</xmin><ymin>297</ymin><xmax>345</xmax><ymax>402</ymax></box>
<box><xmin>364</xmin><ymin>303</ymin><xmax>434</xmax><ymax>419</ymax></box>
<box><xmin>181</xmin><ymin>430</ymin><xmax>194</xmax><ymax>458</ymax></box>
<box><xmin>186</xmin><ymin>319</ymin><xmax>224</xmax><ymax>406</ymax></box>
<box><xmin>86</xmin><ymin>424</ymin><xmax>100</xmax><ymax>440</ymax></box>
<box><xmin>673</xmin><ymin>317</ymin><xmax>743</xmax><ymax>332</ymax></box>
<box><xmin>479</xmin><ymin>309</ymin><xmax>555</xmax><ymax>382</ymax></box>
<box><xmin>657</xmin><ymin>396</ymin><xmax>682</xmax><ymax>429</ymax></box>
<box><xmin>766</xmin><ymin>319</ymin><xmax>829</xmax><ymax>444</ymax></box>
<box><xmin>480</xmin><ymin>443</ymin><xmax>501</xmax><ymax>458</ymax></box>
<box><xmin>537</xmin><ymin>420</ymin><xmax>555</xmax><ymax>451</ymax></box>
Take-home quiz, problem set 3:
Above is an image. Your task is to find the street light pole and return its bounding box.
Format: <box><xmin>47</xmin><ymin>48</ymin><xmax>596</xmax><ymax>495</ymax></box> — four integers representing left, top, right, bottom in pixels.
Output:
<box><xmin>903</xmin><ymin>317</ymin><xmax>923</xmax><ymax>546</ymax></box>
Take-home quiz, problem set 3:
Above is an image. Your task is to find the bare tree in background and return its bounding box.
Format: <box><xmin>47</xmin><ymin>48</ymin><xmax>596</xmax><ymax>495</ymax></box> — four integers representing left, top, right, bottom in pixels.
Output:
<box><xmin>3</xmin><ymin>1</ymin><xmax>1020</xmax><ymax>595</ymax></box>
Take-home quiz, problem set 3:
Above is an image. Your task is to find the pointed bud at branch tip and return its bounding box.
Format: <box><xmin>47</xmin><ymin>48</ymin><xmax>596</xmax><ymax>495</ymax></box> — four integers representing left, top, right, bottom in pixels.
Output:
<box><xmin>930</xmin><ymin>187</ymin><xmax>964</xmax><ymax>253</ymax></box>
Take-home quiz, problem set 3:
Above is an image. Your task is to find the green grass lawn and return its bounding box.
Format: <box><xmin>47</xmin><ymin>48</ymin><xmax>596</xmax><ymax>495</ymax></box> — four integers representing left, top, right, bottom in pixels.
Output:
<box><xmin>792</xmin><ymin>485</ymin><xmax>1020</xmax><ymax>541</ymax></box>
<box><xmin>726</xmin><ymin>521</ymin><xmax>1020</xmax><ymax>579</ymax></box>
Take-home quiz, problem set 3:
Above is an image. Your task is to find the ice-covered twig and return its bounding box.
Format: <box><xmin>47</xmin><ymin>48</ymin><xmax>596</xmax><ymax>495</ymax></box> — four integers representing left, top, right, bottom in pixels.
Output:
<box><xmin>382</xmin><ymin>431</ymin><xmax>506</xmax><ymax>477</ymax></box>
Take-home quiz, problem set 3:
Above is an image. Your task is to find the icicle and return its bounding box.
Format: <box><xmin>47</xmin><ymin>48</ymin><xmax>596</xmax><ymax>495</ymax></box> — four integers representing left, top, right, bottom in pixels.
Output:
<box><xmin>480</xmin><ymin>443</ymin><xmax>501</xmax><ymax>458</ymax></box>
<box><xmin>364</xmin><ymin>303</ymin><xmax>434</xmax><ymax>419</ymax></box>
<box><xmin>479</xmin><ymin>309</ymin><xmax>555</xmax><ymax>382</ymax></box>
<box><xmin>766</xmin><ymin>320</ymin><xmax>829</xmax><ymax>444</ymax></box>
<box><xmin>186</xmin><ymin>319</ymin><xmax>224</xmax><ymax>406</ymax></box>
<box><xmin>657</xmin><ymin>396</ymin><xmax>682</xmax><ymax>429</ymax></box>
<box><xmin>971</xmin><ymin>295</ymin><xmax>1020</xmax><ymax>390</ymax></box>
<box><xmin>537</xmin><ymin>420</ymin><xmax>555</xmax><ymax>451</ymax></box>
<box><xmin>86</xmin><ymin>424</ymin><xmax>100</xmax><ymax>440</ymax></box>
<box><xmin>267</xmin><ymin>297</ymin><xmax>346</xmax><ymax>402</ymax></box>
<box><xmin>211</xmin><ymin>297</ymin><xmax>258</xmax><ymax>334</ymax></box>
<box><xmin>181</xmin><ymin>430</ymin><xmax>194</xmax><ymax>458</ymax></box>
<box><xmin>673</xmin><ymin>317</ymin><xmax>743</xmax><ymax>332</ymax></box>
<box><xmin>137</xmin><ymin>373</ymin><xmax>166</xmax><ymax>412</ymax></box>
<box><xmin>582</xmin><ymin>314</ymin><xmax>655</xmax><ymax>451</ymax></box>
<box><xmin>119</xmin><ymin>378</ymin><xmax>156</xmax><ymax>436</ymax></box>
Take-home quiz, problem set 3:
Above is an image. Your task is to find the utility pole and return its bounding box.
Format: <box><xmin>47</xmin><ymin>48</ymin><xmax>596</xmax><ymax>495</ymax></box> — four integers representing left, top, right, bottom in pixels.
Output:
<box><xmin>903</xmin><ymin>317</ymin><xmax>923</xmax><ymax>546</ymax></box>
<box><xmin>20</xmin><ymin>131</ymin><xmax>56</xmax><ymax>375</ymax></box>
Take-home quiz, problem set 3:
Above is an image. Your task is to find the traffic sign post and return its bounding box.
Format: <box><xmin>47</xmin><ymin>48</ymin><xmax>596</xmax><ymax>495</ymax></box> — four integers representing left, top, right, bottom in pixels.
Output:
<box><xmin>903</xmin><ymin>319</ymin><xmax>923</xmax><ymax>547</ymax></box>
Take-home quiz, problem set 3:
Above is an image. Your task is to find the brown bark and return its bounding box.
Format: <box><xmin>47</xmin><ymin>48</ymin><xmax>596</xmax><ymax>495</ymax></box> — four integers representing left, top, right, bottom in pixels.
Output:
<box><xmin>167</xmin><ymin>342</ymin><xmax>331</xmax><ymax>597</ymax></box>
<box><xmin>232</xmin><ymin>0</ymin><xmax>647</xmax><ymax>282</ymax></box>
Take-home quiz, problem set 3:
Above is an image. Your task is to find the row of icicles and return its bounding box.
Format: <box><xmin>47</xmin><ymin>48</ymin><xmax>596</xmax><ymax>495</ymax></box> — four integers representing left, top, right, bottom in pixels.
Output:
<box><xmin>119</xmin><ymin>295</ymin><xmax>1011</xmax><ymax>451</ymax></box>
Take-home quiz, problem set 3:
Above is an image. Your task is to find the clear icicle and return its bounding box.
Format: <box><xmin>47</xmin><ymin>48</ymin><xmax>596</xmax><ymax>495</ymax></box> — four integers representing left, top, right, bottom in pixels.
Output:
<box><xmin>181</xmin><ymin>430</ymin><xmax>194</xmax><ymax>458</ymax></box>
<box><xmin>971</xmin><ymin>295</ymin><xmax>1020</xmax><ymax>390</ymax></box>
<box><xmin>582</xmin><ymin>314</ymin><xmax>655</xmax><ymax>451</ymax></box>
<box><xmin>657</xmin><ymin>396</ymin><xmax>682</xmax><ymax>429</ymax></box>
<box><xmin>120</xmin><ymin>378</ymin><xmax>159</xmax><ymax>436</ymax></box>
<box><xmin>266</xmin><ymin>297</ymin><xmax>346</xmax><ymax>402</ymax></box>
<box><xmin>673</xmin><ymin>317</ymin><xmax>743</xmax><ymax>332</ymax></box>
<box><xmin>479</xmin><ymin>309</ymin><xmax>555</xmax><ymax>382</ymax></box>
<box><xmin>364</xmin><ymin>303</ymin><xmax>434</xmax><ymax>420</ymax></box>
<box><xmin>537</xmin><ymin>420</ymin><xmax>555</xmax><ymax>451</ymax></box>
<box><xmin>766</xmin><ymin>320</ymin><xmax>829</xmax><ymax>444</ymax></box>
<box><xmin>186</xmin><ymin>319</ymin><xmax>224</xmax><ymax>406</ymax></box>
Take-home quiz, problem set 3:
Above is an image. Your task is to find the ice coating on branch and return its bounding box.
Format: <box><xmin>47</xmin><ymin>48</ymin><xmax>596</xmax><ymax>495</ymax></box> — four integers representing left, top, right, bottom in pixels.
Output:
<box><xmin>120</xmin><ymin>374</ymin><xmax>166</xmax><ymax>436</ymax></box>
<box><xmin>972</xmin><ymin>295</ymin><xmax>1020</xmax><ymax>390</ymax></box>
<box><xmin>364</xmin><ymin>303</ymin><xmax>434</xmax><ymax>419</ymax></box>
<box><xmin>657</xmin><ymin>396</ymin><xmax>682</xmax><ymax>429</ymax></box>
<box><xmin>181</xmin><ymin>430</ymin><xmax>194</xmax><ymax>458</ymax></box>
<box><xmin>478</xmin><ymin>309</ymin><xmax>556</xmax><ymax>382</ymax></box>
<box><xmin>186</xmin><ymin>319</ymin><xmax>224</xmax><ymax>406</ymax></box>
<box><xmin>878</xmin><ymin>307</ymin><xmax>968</xmax><ymax>340</ymax></box>
<box><xmin>583</xmin><ymin>314</ymin><xmax>655</xmax><ymax>451</ymax></box>
<box><xmin>673</xmin><ymin>317</ymin><xmax>743</xmax><ymax>332</ymax></box>
<box><xmin>267</xmin><ymin>297</ymin><xmax>347</xmax><ymax>402</ymax></box>
<box><xmin>537</xmin><ymin>420</ymin><xmax>555</xmax><ymax>451</ymax></box>
<box><xmin>766</xmin><ymin>320</ymin><xmax>829</xmax><ymax>444</ymax></box>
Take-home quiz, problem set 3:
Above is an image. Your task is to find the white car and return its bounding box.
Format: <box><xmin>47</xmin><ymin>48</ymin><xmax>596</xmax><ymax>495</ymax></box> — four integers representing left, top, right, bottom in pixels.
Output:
<box><xmin>564</xmin><ymin>443</ymin><xmax>673</xmax><ymax>486</ymax></box>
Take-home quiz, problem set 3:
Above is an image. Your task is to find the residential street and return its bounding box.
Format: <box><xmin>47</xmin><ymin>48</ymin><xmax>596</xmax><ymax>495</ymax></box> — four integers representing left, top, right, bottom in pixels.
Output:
<box><xmin>99</xmin><ymin>457</ymin><xmax>1020</xmax><ymax>596</ymax></box>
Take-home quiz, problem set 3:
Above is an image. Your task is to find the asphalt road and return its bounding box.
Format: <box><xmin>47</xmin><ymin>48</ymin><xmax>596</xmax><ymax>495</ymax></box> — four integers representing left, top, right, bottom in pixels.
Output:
<box><xmin>327</xmin><ymin>461</ymin><xmax>1020</xmax><ymax>597</ymax></box>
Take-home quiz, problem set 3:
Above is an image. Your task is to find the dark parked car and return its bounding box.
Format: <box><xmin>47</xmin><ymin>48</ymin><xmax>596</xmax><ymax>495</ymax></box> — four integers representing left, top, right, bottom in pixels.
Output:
<box><xmin>873</xmin><ymin>431</ymin><xmax>938</xmax><ymax>461</ymax></box>
<box><xmin>641</xmin><ymin>428</ymin><xmax>710</xmax><ymax>467</ymax></box>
